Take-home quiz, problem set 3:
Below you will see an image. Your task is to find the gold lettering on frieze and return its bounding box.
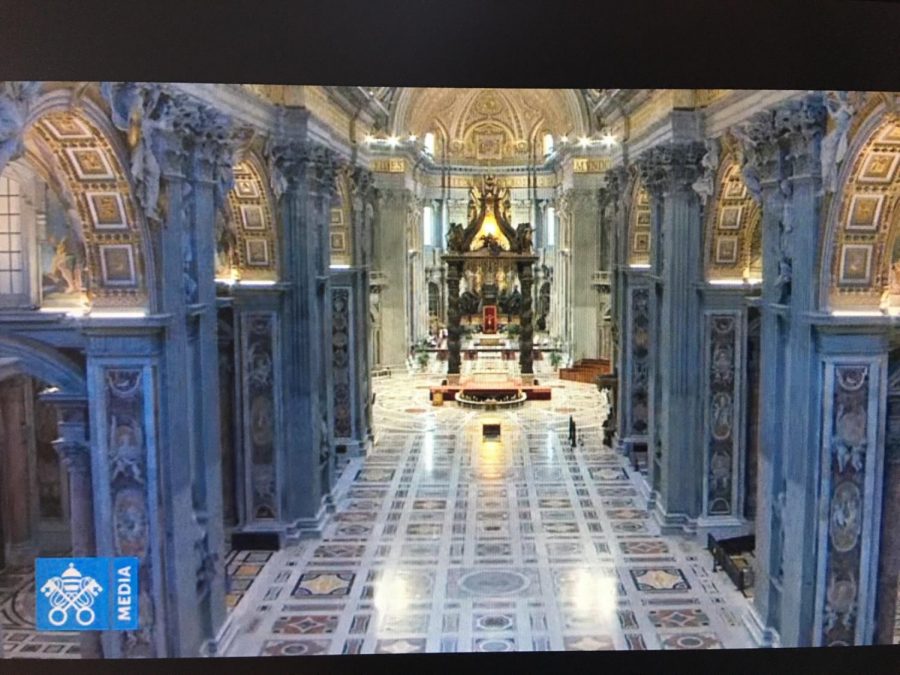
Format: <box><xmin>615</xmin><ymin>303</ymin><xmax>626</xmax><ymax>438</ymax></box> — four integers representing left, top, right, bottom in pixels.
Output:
<box><xmin>372</xmin><ymin>158</ymin><xmax>406</xmax><ymax>173</ymax></box>
<box><xmin>573</xmin><ymin>157</ymin><xmax>612</xmax><ymax>173</ymax></box>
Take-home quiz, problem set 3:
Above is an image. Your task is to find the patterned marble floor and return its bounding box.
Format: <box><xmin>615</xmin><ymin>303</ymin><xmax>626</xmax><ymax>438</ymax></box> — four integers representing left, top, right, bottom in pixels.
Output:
<box><xmin>0</xmin><ymin>564</ymin><xmax>81</xmax><ymax>658</ymax></box>
<box><xmin>223</xmin><ymin>374</ymin><xmax>757</xmax><ymax>655</ymax></box>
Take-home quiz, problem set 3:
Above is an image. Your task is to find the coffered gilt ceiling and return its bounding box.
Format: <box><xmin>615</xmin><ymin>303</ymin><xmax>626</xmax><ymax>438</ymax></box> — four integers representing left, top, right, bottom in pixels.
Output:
<box><xmin>391</xmin><ymin>88</ymin><xmax>591</xmax><ymax>164</ymax></box>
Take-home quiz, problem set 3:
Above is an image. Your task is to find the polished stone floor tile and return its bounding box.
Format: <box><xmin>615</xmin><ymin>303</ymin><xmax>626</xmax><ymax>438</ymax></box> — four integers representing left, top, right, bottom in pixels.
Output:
<box><xmin>223</xmin><ymin>375</ymin><xmax>758</xmax><ymax>655</ymax></box>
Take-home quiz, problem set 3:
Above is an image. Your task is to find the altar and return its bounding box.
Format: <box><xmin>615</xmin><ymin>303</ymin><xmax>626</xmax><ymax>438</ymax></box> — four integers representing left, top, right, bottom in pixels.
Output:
<box><xmin>443</xmin><ymin>175</ymin><xmax>539</xmax><ymax>379</ymax></box>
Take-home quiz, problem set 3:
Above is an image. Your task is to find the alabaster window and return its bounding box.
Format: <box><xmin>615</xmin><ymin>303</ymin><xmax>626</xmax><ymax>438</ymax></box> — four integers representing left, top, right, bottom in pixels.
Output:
<box><xmin>542</xmin><ymin>133</ymin><xmax>554</xmax><ymax>157</ymax></box>
<box><xmin>423</xmin><ymin>205</ymin><xmax>434</xmax><ymax>247</ymax></box>
<box><xmin>546</xmin><ymin>206</ymin><xmax>556</xmax><ymax>247</ymax></box>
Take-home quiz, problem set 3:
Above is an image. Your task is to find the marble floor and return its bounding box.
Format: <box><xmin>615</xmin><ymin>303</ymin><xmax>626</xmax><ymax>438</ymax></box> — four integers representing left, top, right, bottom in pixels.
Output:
<box><xmin>223</xmin><ymin>373</ymin><xmax>758</xmax><ymax>655</ymax></box>
<box><xmin>0</xmin><ymin>563</ymin><xmax>82</xmax><ymax>658</ymax></box>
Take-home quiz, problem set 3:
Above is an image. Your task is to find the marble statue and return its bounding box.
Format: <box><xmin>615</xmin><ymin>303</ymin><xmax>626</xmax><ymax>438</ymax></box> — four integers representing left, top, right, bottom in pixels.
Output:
<box><xmin>460</xmin><ymin>289</ymin><xmax>480</xmax><ymax>315</ymax></box>
<box><xmin>447</xmin><ymin>222</ymin><xmax>465</xmax><ymax>252</ymax></box>
<box><xmin>820</xmin><ymin>91</ymin><xmax>855</xmax><ymax>194</ymax></box>
<box><xmin>102</xmin><ymin>83</ymin><xmax>165</xmax><ymax>222</ymax></box>
<box><xmin>516</xmin><ymin>222</ymin><xmax>533</xmax><ymax>254</ymax></box>
<box><xmin>730</xmin><ymin>124</ymin><xmax>763</xmax><ymax>201</ymax></box>
<box><xmin>467</xmin><ymin>185</ymin><xmax>481</xmax><ymax>224</ymax></box>
<box><xmin>599</xmin><ymin>387</ymin><xmax>611</xmax><ymax>413</ymax></box>
<box><xmin>0</xmin><ymin>81</ymin><xmax>40</xmax><ymax>173</ymax></box>
<box><xmin>691</xmin><ymin>138</ymin><xmax>720</xmax><ymax>205</ymax></box>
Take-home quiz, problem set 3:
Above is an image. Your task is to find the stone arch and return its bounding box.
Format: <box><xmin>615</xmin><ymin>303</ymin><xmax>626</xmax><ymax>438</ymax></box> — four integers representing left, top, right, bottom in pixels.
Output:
<box><xmin>820</xmin><ymin>109</ymin><xmax>900</xmax><ymax>312</ymax></box>
<box><xmin>21</xmin><ymin>90</ymin><xmax>155</xmax><ymax>311</ymax></box>
<box><xmin>0</xmin><ymin>334</ymin><xmax>86</xmax><ymax>397</ymax></box>
<box><xmin>704</xmin><ymin>159</ymin><xmax>762</xmax><ymax>281</ymax></box>
<box><xmin>224</xmin><ymin>152</ymin><xmax>279</xmax><ymax>281</ymax></box>
<box><xmin>390</xmin><ymin>88</ymin><xmax>589</xmax><ymax>164</ymax></box>
<box><xmin>626</xmin><ymin>172</ymin><xmax>651</xmax><ymax>266</ymax></box>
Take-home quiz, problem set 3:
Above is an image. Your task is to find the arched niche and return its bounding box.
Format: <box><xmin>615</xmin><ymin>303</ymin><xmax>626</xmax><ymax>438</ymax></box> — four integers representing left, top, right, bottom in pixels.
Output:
<box><xmin>222</xmin><ymin>154</ymin><xmax>279</xmax><ymax>282</ymax></box>
<box><xmin>13</xmin><ymin>94</ymin><xmax>154</xmax><ymax>312</ymax></box>
<box><xmin>820</xmin><ymin>113</ymin><xmax>900</xmax><ymax>312</ymax></box>
<box><xmin>705</xmin><ymin>160</ymin><xmax>762</xmax><ymax>282</ymax></box>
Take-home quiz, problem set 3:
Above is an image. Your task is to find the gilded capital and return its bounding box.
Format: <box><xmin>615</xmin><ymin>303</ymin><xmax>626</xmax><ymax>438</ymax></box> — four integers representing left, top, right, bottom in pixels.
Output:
<box><xmin>264</xmin><ymin>137</ymin><xmax>337</xmax><ymax>199</ymax></box>
<box><xmin>779</xmin><ymin>93</ymin><xmax>827</xmax><ymax>179</ymax></box>
<box><xmin>636</xmin><ymin>142</ymin><xmax>705</xmax><ymax>197</ymax></box>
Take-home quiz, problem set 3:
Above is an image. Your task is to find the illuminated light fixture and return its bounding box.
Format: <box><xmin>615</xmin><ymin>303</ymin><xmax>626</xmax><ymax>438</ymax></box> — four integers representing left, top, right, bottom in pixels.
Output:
<box><xmin>601</xmin><ymin>132</ymin><xmax>616</xmax><ymax>147</ymax></box>
<box><xmin>88</xmin><ymin>309</ymin><xmax>148</xmax><ymax>319</ymax></box>
<box><xmin>745</xmin><ymin>277</ymin><xmax>763</xmax><ymax>285</ymax></box>
<box><xmin>560</xmin><ymin>135</ymin><xmax>569</xmax><ymax>143</ymax></box>
<box><xmin>40</xmin><ymin>306</ymin><xmax>89</xmax><ymax>318</ymax></box>
<box><xmin>628</xmin><ymin>263</ymin><xmax>651</xmax><ymax>269</ymax></box>
<box><xmin>236</xmin><ymin>279</ymin><xmax>277</xmax><ymax>287</ymax></box>
<box><xmin>831</xmin><ymin>309</ymin><xmax>884</xmax><ymax>317</ymax></box>
<box><xmin>363</xmin><ymin>133</ymin><xmax>374</xmax><ymax>144</ymax></box>
<box><xmin>578</xmin><ymin>136</ymin><xmax>592</xmax><ymax>148</ymax></box>
<box><xmin>481</xmin><ymin>211</ymin><xmax>500</xmax><ymax>238</ymax></box>
<box><xmin>709</xmin><ymin>278</ymin><xmax>746</xmax><ymax>286</ymax></box>
<box><xmin>330</xmin><ymin>263</ymin><xmax>351</xmax><ymax>270</ymax></box>
<box><xmin>387</xmin><ymin>135</ymin><xmax>399</xmax><ymax>147</ymax></box>
<box><xmin>408</xmin><ymin>134</ymin><xmax>417</xmax><ymax>142</ymax></box>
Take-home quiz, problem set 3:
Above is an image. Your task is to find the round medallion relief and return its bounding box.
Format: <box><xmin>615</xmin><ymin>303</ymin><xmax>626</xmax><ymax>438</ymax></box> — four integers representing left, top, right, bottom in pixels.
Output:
<box><xmin>458</xmin><ymin>570</ymin><xmax>530</xmax><ymax>596</ymax></box>
<box><xmin>829</xmin><ymin>480</ymin><xmax>862</xmax><ymax>553</ymax></box>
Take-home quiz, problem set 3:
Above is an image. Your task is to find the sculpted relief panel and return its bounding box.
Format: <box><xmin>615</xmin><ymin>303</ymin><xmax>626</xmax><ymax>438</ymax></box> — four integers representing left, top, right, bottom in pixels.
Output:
<box><xmin>628</xmin><ymin>287</ymin><xmax>650</xmax><ymax>437</ymax></box>
<box><xmin>704</xmin><ymin>313</ymin><xmax>740</xmax><ymax>516</ymax></box>
<box><xmin>817</xmin><ymin>362</ymin><xmax>883</xmax><ymax>646</ymax></box>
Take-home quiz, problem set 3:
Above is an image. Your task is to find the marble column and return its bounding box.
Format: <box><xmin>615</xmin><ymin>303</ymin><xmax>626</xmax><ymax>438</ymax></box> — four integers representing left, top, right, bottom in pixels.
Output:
<box><xmin>733</xmin><ymin>95</ymin><xmax>830</xmax><ymax>646</ymax></box>
<box><xmin>49</xmin><ymin>397</ymin><xmax>102</xmax><ymax>658</ymax></box>
<box><xmin>333</xmin><ymin>166</ymin><xmax>377</xmax><ymax>456</ymax></box>
<box><xmin>94</xmin><ymin>85</ymin><xmax>237</xmax><ymax>657</ymax></box>
<box><xmin>446</xmin><ymin>261</ymin><xmax>462</xmax><ymax>376</ymax></box>
<box><xmin>566</xmin><ymin>189</ymin><xmax>602</xmax><ymax>361</ymax></box>
<box><xmin>638</xmin><ymin>142</ymin><xmax>705</xmax><ymax>531</ymax></box>
<box><xmin>734</xmin><ymin>108</ymin><xmax>788</xmax><ymax>637</ymax></box>
<box><xmin>778</xmin><ymin>97</ymin><xmax>827</xmax><ymax>647</ymax></box>
<box><xmin>142</xmin><ymin>99</ymin><xmax>199</xmax><ymax>658</ymax></box>
<box><xmin>187</xmin><ymin>107</ymin><xmax>239</xmax><ymax>653</ymax></box>
<box><xmin>374</xmin><ymin>189</ymin><xmax>412</xmax><ymax>368</ymax></box>
<box><xmin>266</xmin><ymin>131</ymin><xmax>337</xmax><ymax>536</ymax></box>
<box><xmin>607</xmin><ymin>169</ymin><xmax>630</xmax><ymax>454</ymax></box>
<box><xmin>518</xmin><ymin>260</ymin><xmax>535</xmax><ymax>376</ymax></box>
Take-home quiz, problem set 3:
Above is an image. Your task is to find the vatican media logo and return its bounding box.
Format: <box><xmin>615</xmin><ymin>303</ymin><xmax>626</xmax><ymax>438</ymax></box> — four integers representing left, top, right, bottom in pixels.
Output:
<box><xmin>36</xmin><ymin>557</ymin><xmax>139</xmax><ymax>631</ymax></box>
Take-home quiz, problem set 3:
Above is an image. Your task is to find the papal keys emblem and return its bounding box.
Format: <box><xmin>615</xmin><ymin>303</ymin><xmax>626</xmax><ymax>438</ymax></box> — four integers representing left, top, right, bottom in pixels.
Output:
<box><xmin>40</xmin><ymin>562</ymin><xmax>104</xmax><ymax>627</ymax></box>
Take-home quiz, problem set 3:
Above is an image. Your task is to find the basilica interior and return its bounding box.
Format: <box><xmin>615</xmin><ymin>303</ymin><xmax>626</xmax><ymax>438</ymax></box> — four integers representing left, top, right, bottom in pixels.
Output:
<box><xmin>0</xmin><ymin>83</ymin><xmax>898</xmax><ymax>658</ymax></box>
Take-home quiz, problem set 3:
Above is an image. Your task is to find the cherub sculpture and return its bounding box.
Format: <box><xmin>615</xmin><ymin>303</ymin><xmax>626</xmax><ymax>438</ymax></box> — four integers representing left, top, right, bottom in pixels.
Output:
<box><xmin>446</xmin><ymin>222</ymin><xmax>465</xmax><ymax>252</ymax></box>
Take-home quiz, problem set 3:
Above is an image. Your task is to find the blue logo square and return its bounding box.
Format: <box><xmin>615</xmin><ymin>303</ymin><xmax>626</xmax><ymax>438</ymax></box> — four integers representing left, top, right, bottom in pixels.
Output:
<box><xmin>36</xmin><ymin>557</ymin><xmax>139</xmax><ymax>631</ymax></box>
